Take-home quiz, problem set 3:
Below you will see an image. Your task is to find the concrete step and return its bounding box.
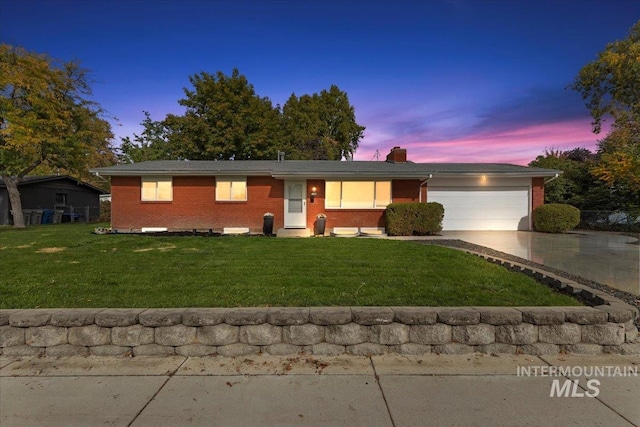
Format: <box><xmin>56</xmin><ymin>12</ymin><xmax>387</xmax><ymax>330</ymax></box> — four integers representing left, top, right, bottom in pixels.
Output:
<box><xmin>276</xmin><ymin>228</ymin><xmax>311</xmax><ymax>238</ymax></box>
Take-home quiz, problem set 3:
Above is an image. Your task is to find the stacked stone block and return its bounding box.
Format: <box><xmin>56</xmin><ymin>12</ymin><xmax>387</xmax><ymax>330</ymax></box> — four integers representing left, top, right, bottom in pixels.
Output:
<box><xmin>0</xmin><ymin>305</ymin><xmax>638</xmax><ymax>357</ymax></box>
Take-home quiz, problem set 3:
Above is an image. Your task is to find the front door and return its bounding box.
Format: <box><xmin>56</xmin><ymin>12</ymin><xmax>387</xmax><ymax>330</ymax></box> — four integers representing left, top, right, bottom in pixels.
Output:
<box><xmin>284</xmin><ymin>181</ymin><xmax>306</xmax><ymax>228</ymax></box>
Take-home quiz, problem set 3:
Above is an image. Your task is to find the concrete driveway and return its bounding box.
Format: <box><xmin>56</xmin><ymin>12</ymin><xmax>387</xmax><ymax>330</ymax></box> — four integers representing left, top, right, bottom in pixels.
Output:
<box><xmin>440</xmin><ymin>231</ymin><xmax>640</xmax><ymax>296</ymax></box>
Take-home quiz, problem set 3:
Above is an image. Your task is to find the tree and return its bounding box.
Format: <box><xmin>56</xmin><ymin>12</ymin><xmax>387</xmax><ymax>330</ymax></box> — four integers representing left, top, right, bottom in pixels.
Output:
<box><xmin>281</xmin><ymin>93</ymin><xmax>330</xmax><ymax>159</ymax></box>
<box><xmin>592</xmin><ymin>124</ymin><xmax>640</xmax><ymax>208</ymax></box>
<box><xmin>282</xmin><ymin>85</ymin><xmax>365</xmax><ymax>160</ymax></box>
<box><xmin>164</xmin><ymin>69</ymin><xmax>282</xmax><ymax>160</ymax></box>
<box><xmin>121</xmin><ymin>70</ymin><xmax>365</xmax><ymax>161</ymax></box>
<box><xmin>119</xmin><ymin>111</ymin><xmax>173</xmax><ymax>163</ymax></box>
<box><xmin>0</xmin><ymin>44</ymin><xmax>114</xmax><ymax>228</ymax></box>
<box><xmin>529</xmin><ymin>148</ymin><xmax>602</xmax><ymax>209</ymax></box>
<box><xmin>570</xmin><ymin>20</ymin><xmax>640</xmax><ymax>208</ymax></box>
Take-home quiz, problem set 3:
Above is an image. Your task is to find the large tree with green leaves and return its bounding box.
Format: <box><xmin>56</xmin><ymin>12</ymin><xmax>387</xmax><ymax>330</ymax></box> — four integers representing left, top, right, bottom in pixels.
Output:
<box><xmin>528</xmin><ymin>148</ymin><xmax>616</xmax><ymax>209</ymax></box>
<box><xmin>0</xmin><ymin>44</ymin><xmax>115</xmax><ymax>228</ymax></box>
<box><xmin>120</xmin><ymin>70</ymin><xmax>365</xmax><ymax>162</ymax></box>
<box><xmin>170</xmin><ymin>69</ymin><xmax>282</xmax><ymax>160</ymax></box>
<box><xmin>122</xmin><ymin>69</ymin><xmax>282</xmax><ymax>161</ymax></box>
<box><xmin>570</xmin><ymin>20</ymin><xmax>640</xmax><ymax>207</ymax></box>
<box><xmin>282</xmin><ymin>85</ymin><xmax>365</xmax><ymax>160</ymax></box>
<box><xmin>119</xmin><ymin>111</ymin><xmax>173</xmax><ymax>163</ymax></box>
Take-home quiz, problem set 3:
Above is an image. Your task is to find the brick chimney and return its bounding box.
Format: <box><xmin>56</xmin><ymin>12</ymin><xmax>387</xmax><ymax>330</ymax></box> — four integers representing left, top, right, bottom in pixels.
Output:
<box><xmin>386</xmin><ymin>146</ymin><xmax>407</xmax><ymax>163</ymax></box>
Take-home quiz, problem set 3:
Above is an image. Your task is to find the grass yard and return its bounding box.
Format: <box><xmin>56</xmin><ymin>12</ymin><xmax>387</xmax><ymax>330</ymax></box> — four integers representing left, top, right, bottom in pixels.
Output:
<box><xmin>0</xmin><ymin>223</ymin><xmax>581</xmax><ymax>308</ymax></box>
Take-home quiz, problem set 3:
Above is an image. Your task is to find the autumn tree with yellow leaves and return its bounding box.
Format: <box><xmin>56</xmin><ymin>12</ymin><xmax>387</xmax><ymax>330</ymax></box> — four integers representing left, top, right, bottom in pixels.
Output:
<box><xmin>571</xmin><ymin>21</ymin><xmax>640</xmax><ymax>207</ymax></box>
<box><xmin>0</xmin><ymin>45</ymin><xmax>115</xmax><ymax>228</ymax></box>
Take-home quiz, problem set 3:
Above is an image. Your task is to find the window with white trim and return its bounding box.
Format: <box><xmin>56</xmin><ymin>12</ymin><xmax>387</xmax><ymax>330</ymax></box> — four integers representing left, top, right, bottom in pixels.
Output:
<box><xmin>141</xmin><ymin>176</ymin><xmax>173</xmax><ymax>201</ymax></box>
<box><xmin>325</xmin><ymin>181</ymin><xmax>391</xmax><ymax>208</ymax></box>
<box><xmin>216</xmin><ymin>177</ymin><xmax>247</xmax><ymax>201</ymax></box>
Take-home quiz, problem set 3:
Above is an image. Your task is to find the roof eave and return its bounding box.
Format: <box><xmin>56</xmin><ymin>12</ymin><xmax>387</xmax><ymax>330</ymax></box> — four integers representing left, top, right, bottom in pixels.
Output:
<box><xmin>91</xmin><ymin>169</ymin><xmax>273</xmax><ymax>177</ymax></box>
<box><xmin>271</xmin><ymin>172</ymin><xmax>432</xmax><ymax>180</ymax></box>
<box><xmin>431</xmin><ymin>171</ymin><xmax>562</xmax><ymax>178</ymax></box>
<box><xmin>90</xmin><ymin>168</ymin><xmax>562</xmax><ymax>180</ymax></box>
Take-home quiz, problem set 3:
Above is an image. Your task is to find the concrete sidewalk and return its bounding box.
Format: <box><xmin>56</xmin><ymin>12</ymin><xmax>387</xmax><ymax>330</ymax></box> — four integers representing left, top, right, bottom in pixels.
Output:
<box><xmin>1</xmin><ymin>353</ymin><xmax>638</xmax><ymax>426</ymax></box>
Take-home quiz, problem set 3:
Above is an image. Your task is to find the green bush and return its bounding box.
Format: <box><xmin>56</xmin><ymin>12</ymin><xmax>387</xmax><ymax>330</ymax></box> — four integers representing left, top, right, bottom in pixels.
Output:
<box><xmin>99</xmin><ymin>200</ymin><xmax>111</xmax><ymax>222</ymax></box>
<box><xmin>385</xmin><ymin>202</ymin><xmax>444</xmax><ymax>236</ymax></box>
<box><xmin>533</xmin><ymin>203</ymin><xmax>580</xmax><ymax>233</ymax></box>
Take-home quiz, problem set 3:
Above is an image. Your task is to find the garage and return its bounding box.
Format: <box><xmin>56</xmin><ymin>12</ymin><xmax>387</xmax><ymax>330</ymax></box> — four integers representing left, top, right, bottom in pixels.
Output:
<box><xmin>427</xmin><ymin>178</ymin><xmax>531</xmax><ymax>231</ymax></box>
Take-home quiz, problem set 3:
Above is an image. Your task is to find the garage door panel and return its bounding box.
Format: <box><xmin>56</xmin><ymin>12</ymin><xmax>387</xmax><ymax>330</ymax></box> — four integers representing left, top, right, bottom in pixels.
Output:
<box><xmin>428</xmin><ymin>187</ymin><xmax>530</xmax><ymax>231</ymax></box>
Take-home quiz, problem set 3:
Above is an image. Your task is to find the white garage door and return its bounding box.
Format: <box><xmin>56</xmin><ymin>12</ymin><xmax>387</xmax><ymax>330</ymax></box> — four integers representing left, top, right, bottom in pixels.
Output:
<box><xmin>428</xmin><ymin>187</ymin><xmax>530</xmax><ymax>231</ymax></box>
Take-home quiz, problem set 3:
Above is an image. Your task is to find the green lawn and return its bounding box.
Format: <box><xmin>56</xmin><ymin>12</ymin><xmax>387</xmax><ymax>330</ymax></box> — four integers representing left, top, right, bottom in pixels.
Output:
<box><xmin>0</xmin><ymin>223</ymin><xmax>581</xmax><ymax>308</ymax></box>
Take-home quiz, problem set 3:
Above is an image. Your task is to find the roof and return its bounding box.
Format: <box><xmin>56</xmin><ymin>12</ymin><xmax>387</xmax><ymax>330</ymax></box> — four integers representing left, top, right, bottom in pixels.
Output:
<box><xmin>91</xmin><ymin>160</ymin><xmax>561</xmax><ymax>179</ymax></box>
<box><xmin>0</xmin><ymin>175</ymin><xmax>107</xmax><ymax>193</ymax></box>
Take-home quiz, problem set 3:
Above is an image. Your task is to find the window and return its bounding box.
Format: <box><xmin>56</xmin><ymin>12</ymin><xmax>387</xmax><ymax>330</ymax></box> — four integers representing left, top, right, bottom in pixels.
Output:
<box><xmin>325</xmin><ymin>181</ymin><xmax>391</xmax><ymax>208</ymax></box>
<box><xmin>216</xmin><ymin>177</ymin><xmax>247</xmax><ymax>201</ymax></box>
<box><xmin>55</xmin><ymin>193</ymin><xmax>67</xmax><ymax>205</ymax></box>
<box><xmin>141</xmin><ymin>176</ymin><xmax>173</xmax><ymax>201</ymax></box>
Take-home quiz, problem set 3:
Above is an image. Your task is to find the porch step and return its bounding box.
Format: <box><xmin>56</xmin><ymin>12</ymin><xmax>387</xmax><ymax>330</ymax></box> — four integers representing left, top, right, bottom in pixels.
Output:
<box><xmin>276</xmin><ymin>228</ymin><xmax>311</xmax><ymax>238</ymax></box>
<box><xmin>330</xmin><ymin>227</ymin><xmax>360</xmax><ymax>237</ymax></box>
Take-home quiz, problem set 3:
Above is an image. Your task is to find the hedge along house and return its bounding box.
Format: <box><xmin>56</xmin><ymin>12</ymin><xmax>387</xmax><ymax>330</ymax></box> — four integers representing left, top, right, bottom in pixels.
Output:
<box><xmin>91</xmin><ymin>147</ymin><xmax>560</xmax><ymax>234</ymax></box>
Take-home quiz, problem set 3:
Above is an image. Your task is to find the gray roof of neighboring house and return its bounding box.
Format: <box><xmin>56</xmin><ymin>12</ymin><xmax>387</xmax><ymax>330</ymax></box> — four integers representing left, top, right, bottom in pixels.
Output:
<box><xmin>0</xmin><ymin>175</ymin><xmax>106</xmax><ymax>193</ymax></box>
<box><xmin>91</xmin><ymin>160</ymin><xmax>561</xmax><ymax>179</ymax></box>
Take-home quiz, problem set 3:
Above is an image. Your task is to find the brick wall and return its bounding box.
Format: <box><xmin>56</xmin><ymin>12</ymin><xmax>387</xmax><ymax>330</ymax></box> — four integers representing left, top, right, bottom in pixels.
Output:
<box><xmin>111</xmin><ymin>177</ymin><xmax>423</xmax><ymax>232</ymax></box>
<box><xmin>531</xmin><ymin>177</ymin><xmax>545</xmax><ymax>224</ymax></box>
<box><xmin>111</xmin><ymin>176</ymin><xmax>285</xmax><ymax>231</ymax></box>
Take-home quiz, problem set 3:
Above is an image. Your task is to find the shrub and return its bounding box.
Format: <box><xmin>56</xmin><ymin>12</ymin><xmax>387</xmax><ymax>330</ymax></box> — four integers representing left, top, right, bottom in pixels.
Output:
<box><xmin>99</xmin><ymin>200</ymin><xmax>111</xmax><ymax>222</ymax></box>
<box><xmin>533</xmin><ymin>203</ymin><xmax>580</xmax><ymax>233</ymax></box>
<box><xmin>385</xmin><ymin>202</ymin><xmax>444</xmax><ymax>236</ymax></box>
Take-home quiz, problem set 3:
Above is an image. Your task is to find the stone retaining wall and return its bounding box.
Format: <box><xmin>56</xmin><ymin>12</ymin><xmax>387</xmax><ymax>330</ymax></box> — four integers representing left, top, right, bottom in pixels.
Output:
<box><xmin>1</xmin><ymin>306</ymin><xmax>638</xmax><ymax>357</ymax></box>
<box><xmin>2</xmin><ymin>251</ymin><xmax>638</xmax><ymax>358</ymax></box>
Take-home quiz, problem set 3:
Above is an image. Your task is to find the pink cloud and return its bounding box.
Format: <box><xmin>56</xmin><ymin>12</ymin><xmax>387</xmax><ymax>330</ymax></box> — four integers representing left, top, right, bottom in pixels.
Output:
<box><xmin>357</xmin><ymin>118</ymin><xmax>599</xmax><ymax>165</ymax></box>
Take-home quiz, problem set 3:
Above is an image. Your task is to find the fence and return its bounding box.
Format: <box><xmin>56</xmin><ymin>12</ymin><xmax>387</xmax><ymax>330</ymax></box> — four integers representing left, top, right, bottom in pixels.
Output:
<box><xmin>580</xmin><ymin>210</ymin><xmax>640</xmax><ymax>232</ymax></box>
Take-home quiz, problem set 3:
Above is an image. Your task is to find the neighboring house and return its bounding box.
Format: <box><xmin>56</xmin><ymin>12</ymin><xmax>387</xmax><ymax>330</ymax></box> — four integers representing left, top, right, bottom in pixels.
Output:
<box><xmin>91</xmin><ymin>147</ymin><xmax>560</xmax><ymax>233</ymax></box>
<box><xmin>0</xmin><ymin>175</ymin><xmax>106</xmax><ymax>225</ymax></box>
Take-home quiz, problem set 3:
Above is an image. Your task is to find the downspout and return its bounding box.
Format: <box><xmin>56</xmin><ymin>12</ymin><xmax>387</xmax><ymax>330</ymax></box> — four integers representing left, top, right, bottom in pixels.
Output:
<box><xmin>419</xmin><ymin>174</ymin><xmax>433</xmax><ymax>203</ymax></box>
<box><xmin>531</xmin><ymin>173</ymin><xmax>560</xmax><ymax>231</ymax></box>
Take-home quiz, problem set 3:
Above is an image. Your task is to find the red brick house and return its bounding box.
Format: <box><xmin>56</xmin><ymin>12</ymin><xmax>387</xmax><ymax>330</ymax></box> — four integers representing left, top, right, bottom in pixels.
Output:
<box><xmin>91</xmin><ymin>147</ymin><xmax>559</xmax><ymax>233</ymax></box>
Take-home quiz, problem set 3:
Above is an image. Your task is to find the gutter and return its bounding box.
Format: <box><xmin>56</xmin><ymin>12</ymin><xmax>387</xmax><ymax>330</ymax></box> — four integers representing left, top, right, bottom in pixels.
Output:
<box><xmin>271</xmin><ymin>172</ymin><xmax>434</xmax><ymax>180</ymax></box>
<box><xmin>544</xmin><ymin>172</ymin><xmax>561</xmax><ymax>184</ymax></box>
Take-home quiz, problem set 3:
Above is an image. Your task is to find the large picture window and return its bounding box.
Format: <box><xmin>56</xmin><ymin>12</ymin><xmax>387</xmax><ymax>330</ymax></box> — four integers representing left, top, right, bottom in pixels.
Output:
<box><xmin>141</xmin><ymin>176</ymin><xmax>172</xmax><ymax>201</ymax></box>
<box><xmin>325</xmin><ymin>181</ymin><xmax>391</xmax><ymax>209</ymax></box>
<box><xmin>216</xmin><ymin>177</ymin><xmax>247</xmax><ymax>201</ymax></box>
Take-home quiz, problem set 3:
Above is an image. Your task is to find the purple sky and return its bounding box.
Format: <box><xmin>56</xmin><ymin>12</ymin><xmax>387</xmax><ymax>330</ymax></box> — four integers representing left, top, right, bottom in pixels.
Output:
<box><xmin>2</xmin><ymin>0</ymin><xmax>639</xmax><ymax>165</ymax></box>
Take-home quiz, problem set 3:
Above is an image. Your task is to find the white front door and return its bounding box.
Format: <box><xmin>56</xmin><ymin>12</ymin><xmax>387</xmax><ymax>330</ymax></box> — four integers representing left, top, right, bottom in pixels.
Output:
<box><xmin>284</xmin><ymin>181</ymin><xmax>307</xmax><ymax>228</ymax></box>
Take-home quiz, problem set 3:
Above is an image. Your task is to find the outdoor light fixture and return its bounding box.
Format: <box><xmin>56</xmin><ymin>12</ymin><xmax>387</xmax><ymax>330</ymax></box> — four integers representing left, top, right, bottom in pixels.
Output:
<box><xmin>310</xmin><ymin>186</ymin><xmax>318</xmax><ymax>203</ymax></box>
